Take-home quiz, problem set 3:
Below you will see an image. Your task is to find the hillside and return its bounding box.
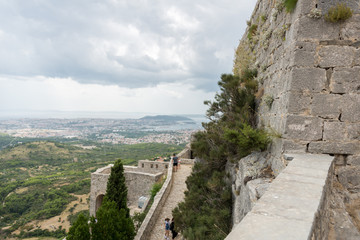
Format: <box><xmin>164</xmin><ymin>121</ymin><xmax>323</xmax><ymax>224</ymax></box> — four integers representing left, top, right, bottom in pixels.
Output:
<box><xmin>0</xmin><ymin>140</ymin><xmax>184</xmax><ymax>239</ymax></box>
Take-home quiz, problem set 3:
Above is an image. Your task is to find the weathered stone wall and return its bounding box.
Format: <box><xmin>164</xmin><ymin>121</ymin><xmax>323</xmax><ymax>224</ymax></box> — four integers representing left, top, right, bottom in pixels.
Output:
<box><xmin>229</xmin><ymin>0</ymin><xmax>360</xmax><ymax>238</ymax></box>
<box><xmin>89</xmin><ymin>162</ymin><xmax>165</xmax><ymax>217</ymax></box>
<box><xmin>238</xmin><ymin>0</ymin><xmax>360</xmax><ymax>175</ymax></box>
<box><xmin>125</xmin><ymin>160</ymin><xmax>169</xmax><ymax>174</ymax></box>
<box><xmin>134</xmin><ymin>148</ymin><xmax>191</xmax><ymax>240</ymax></box>
<box><xmin>312</xmin><ymin>155</ymin><xmax>360</xmax><ymax>239</ymax></box>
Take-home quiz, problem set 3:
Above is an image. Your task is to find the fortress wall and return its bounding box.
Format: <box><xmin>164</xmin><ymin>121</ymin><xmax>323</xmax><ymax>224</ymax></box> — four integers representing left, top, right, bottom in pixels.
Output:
<box><xmin>134</xmin><ymin>157</ymin><xmax>175</xmax><ymax>240</ymax></box>
<box><xmin>228</xmin><ymin>0</ymin><xmax>360</xmax><ymax>238</ymax></box>
<box><xmin>89</xmin><ymin>163</ymin><xmax>167</xmax><ymax>217</ymax></box>
<box><xmin>237</xmin><ymin>0</ymin><xmax>360</xmax><ymax>175</ymax></box>
<box><xmin>124</xmin><ymin>160</ymin><xmax>169</xmax><ymax>174</ymax></box>
<box><xmin>125</xmin><ymin>171</ymin><xmax>163</xmax><ymax>205</ymax></box>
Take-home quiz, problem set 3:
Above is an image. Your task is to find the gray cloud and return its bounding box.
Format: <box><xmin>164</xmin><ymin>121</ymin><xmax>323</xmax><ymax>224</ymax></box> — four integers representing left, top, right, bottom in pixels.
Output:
<box><xmin>0</xmin><ymin>0</ymin><xmax>255</xmax><ymax>92</ymax></box>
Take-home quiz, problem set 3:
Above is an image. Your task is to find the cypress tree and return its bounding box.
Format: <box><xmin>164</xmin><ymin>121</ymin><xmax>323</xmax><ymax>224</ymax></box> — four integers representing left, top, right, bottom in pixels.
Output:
<box><xmin>105</xmin><ymin>159</ymin><xmax>129</xmax><ymax>216</ymax></box>
<box><xmin>67</xmin><ymin>213</ymin><xmax>90</xmax><ymax>240</ymax></box>
<box><xmin>91</xmin><ymin>198</ymin><xmax>135</xmax><ymax>240</ymax></box>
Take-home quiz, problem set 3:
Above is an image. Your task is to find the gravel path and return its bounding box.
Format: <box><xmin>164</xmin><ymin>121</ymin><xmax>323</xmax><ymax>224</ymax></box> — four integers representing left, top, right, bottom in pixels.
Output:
<box><xmin>148</xmin><ymin>164</ymin><xmax>193</xmax><ymax>240</ymax></box>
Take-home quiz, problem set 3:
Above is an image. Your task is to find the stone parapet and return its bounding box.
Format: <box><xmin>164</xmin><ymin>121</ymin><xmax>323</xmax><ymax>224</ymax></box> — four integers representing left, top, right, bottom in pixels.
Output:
<box><xmin>225</xmin><ymin>154</ymin><xmax>334</xmax><ymax>240</ymax></box>
<box><xmin>134</xmin><ymin>156</ymin><xmax>174</xmax><ymax>240</ymax></box>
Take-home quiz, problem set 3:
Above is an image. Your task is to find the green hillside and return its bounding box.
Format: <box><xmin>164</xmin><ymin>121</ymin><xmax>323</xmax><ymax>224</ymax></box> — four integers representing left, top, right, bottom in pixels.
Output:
<box><xmin>0</xmin><ymin>140</ymin><xmax>183</xmax><ymax>239</ymax></box>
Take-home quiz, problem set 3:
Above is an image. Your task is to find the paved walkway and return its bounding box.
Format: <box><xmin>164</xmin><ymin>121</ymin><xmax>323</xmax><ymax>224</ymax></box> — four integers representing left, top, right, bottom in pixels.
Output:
<box><xmin>148</xmin><ymin>164</ymin><xmax>193</xmax><ymax>240</ymax></box>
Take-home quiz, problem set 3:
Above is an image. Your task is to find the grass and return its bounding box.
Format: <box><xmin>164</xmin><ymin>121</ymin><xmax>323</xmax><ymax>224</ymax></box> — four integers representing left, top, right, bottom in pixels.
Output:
<box><xmin>247</xmin><ymin>24</ymin><xmax>258</xmax><ymax>41</ymax></box>
<box><xmin>283</xmin><ymin>0</ymin><xmax>298</xmax><ymax>13</ymax></box>
<box><xmin>325</xmin><ymin>3</ymin><xmax>353</xmax><ymax>23</ymax></box>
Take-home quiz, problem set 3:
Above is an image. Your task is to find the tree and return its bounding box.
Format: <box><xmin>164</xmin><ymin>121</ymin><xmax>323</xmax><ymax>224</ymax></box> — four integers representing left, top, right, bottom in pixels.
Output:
<box><xmin>174</xmin><ymin>70</ymin><xmax>270</xmax><ymax>239</ymax></box>
<box><xmin>91</xmin><ymin>198</ymin><xmax>135</xmax><ymax>240</ymax></box>
<box><xmin>67</xmin><ymin>213</ymin><xmax>90</xmax><ymax>240</ymax></box>
<box><xmin>105</xmin><ymin>159</ymin><xmax>129</xmax><ymax>216</ymax></box>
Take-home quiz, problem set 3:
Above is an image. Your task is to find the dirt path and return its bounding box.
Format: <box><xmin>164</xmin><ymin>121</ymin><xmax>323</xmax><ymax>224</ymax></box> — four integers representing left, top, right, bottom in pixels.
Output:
<box><xmin>148</xmin><ymin>164</ymin><xmax>193</xmax><ymax>240</ymax></box>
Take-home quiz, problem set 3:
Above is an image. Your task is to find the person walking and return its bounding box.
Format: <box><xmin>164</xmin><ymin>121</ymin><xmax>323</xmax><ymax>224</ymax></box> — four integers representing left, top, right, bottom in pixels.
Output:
<box><xmin>164</xmin><ymin>218</ymin><xmax>170</xmax><ymax>240</ymax></box>
<box><xmin>172</xmin><ymin>153</ymin><xmax>178</xmax><ymax>172</ymax></box>
<box><xmin>170</xmin><ymin>218</ymin><xmax>178</xmax><ymax>239</ymax></box>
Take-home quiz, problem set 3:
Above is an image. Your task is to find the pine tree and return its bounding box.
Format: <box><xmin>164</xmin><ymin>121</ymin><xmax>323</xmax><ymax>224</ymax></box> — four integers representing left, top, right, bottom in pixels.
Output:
<box><xmin>91</xmin><ymin>198</ymin><xmax>135</xmax><ymax>240</ymax></box>
<box><xmin>67</xmin><ymin>213</ymin><xmax>90</xmax><ymax>240</ymax></box>
<box><xmin>106</xmin><ymin>159</ymin><xmax>130</xmax><ymax>216</ymax></box>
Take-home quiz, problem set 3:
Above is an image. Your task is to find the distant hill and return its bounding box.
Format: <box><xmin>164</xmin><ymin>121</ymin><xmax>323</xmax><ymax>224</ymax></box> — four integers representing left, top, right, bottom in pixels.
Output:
<box><xmin>140</xmin><ymin>115</ymin><xmax>195</xmax><ymax>123</ymax></box>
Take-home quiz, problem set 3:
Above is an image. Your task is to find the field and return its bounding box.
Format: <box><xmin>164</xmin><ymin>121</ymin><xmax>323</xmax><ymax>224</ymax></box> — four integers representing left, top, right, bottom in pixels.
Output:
<box><xmin>0</xmin><ymin>135</ymin><xmax>184</xmax><ymax>239</ymax></box>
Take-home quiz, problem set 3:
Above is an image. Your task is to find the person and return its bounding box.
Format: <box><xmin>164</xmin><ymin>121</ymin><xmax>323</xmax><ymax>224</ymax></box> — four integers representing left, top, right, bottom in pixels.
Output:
<box><xmin>164</xmin><ymin>218</ymin><xmax>170</xmax><ymax>240</ymax></box>
<box><xmin>172</xmin><ymin>153</ymin><xmax>178</xmax><ymax>172</ymax></box>
<box><xmin>170</xmin><ymin>218</ymin><xmax>178</xmax><ymax>239</ymax></box>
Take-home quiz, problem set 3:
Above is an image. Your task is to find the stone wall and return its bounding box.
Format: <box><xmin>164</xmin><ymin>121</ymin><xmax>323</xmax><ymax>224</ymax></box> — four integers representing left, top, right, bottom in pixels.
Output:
<box><xmin>125</xmin><ymin>160</ymin><xmax>169</xmax><ymax>174</ymax></box>
<box><xmin>237</xmin><ymin>0</ymin><xmax>360</xmax><ymax>175</ymax></box>
<box><xmin>134</xmin><ymin>148</ymin><xmax>191</xmax><ymax>240</ymax></box>
<box><xmin>89</xmin><ymin>162</ymin><xmax>166</xmax><ymax>217</ymax></box>
<box><xmin>228</xmin><ymin>0</ymin><xmax>360</xmax><ymax>238</ymax></box>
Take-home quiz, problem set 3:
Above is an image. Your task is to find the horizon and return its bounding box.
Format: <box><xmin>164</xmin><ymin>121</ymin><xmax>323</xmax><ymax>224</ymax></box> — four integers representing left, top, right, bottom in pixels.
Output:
<box><xmin>0</xmin><ymin>110</ymin><xmax>207</xmax><ymax>120</ymax></box>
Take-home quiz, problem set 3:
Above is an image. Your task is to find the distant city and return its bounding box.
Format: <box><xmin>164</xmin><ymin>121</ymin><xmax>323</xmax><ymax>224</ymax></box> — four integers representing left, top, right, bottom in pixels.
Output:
<box><xmin>0</xmin><ymin>113</ymin><xmax>207</xmax><ymax>145</ymax></box>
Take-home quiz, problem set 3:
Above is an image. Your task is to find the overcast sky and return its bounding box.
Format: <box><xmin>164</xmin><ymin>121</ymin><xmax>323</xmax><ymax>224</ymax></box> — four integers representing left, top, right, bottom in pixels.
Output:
<box><xmin>0</xmin><ymin>0</ymin><xmax>256</xmax><ymax>118</ymax></box>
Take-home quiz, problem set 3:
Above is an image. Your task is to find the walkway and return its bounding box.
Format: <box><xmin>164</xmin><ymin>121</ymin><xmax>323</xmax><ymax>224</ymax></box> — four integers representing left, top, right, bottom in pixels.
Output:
<box><xmin>148</xmin><ymin>164</ymin><xmax>193</xmax><ymax>240</ymax></box>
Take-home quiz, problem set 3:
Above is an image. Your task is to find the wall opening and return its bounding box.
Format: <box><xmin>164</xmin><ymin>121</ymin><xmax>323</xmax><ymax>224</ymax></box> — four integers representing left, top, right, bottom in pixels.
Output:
<box><xmin>95</xmin><ymin>194</ymin><xmax>105</xmax><ymax>214</ymax></box>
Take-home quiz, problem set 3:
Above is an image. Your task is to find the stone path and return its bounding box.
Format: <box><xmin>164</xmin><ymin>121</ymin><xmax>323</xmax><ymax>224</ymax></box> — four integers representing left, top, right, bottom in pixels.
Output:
<box><xmin>148</xmin><ymin>164</ymin><xmax>193</xmax><ymax>240</ymax></box>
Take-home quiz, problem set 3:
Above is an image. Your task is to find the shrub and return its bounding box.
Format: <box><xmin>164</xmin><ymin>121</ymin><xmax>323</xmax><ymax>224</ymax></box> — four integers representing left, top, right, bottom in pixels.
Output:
<box><xmin>283</xmin><ymin>0</ymin><xmax>298</xmax><ymax>13</ymax></box>
<box><xmin>263</xmin><ymin>95</ymin><xmax>274</xmax><ymax>109</ymax></box>
<box><xmin>325</xmin><ymin>3</ymin><xmax>353</xmax><ymax>23</ymax></box>
<box><xmin>247</xmin><ymin>24</ymin><xmax>258</xmax><ymax>40</ymax></box>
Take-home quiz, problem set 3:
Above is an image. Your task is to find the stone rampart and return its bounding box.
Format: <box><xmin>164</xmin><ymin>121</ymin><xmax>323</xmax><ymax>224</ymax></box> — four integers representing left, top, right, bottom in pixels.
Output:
<box><xmin>236</xmin><ymin>0</ymin><xmax>360</xmax><ymax>175</ymax></box>
<box><xmin>89</xmin><ymin>161</ymin><xmax>166</xmax><ymax>217</ymax></box>
<box><xmin>227</xmin><ymin>0</ymin><xmax>360</xmax><ymax>238</ymax></box>
<box><xmin>226</xmin><ymin>154</ymin><xmax>334</xmax><ymax>240</ymax></box>
<box><xmin>134</xmin><ymin>149</ymin><xmax>191</xmax><ymax>240</ymax></box>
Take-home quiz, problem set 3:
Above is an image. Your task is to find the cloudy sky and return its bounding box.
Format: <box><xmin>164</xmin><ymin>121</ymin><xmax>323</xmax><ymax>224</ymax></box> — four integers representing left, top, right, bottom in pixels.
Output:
<box><xmin>0</xmin><ymin>0</ymin><xmax>256</xmax><ymax>118</ymax></box>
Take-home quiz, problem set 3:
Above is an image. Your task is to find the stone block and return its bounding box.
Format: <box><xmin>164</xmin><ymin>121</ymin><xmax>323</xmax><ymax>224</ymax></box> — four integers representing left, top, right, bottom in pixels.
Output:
<box><xmin>347</xmin><ymin>155</ymin><xmax>360</xmax><ymax>166</ymax></box>
<box><xmin>311</xmin><ymin>94</ymin><xmax>342</xmax><ymax>119</ymax></box>
<box><xmin>341</xmin><ymin>15</ymin><xmax>360</xmax><ymax>40</ymax></box>
<box><xmin>331</xmin><ymin>67</ymin><xmax>360</xmax><ymax>94</ymax></box>
<box><xmin>290</xmin><ymin>68</ymin><xmax>327</xmax><ymax>92</ymax></box>
<box><xmin>319</xmin><ymin>46</ymin><xmax>355</xmax><ymax>68</ymax></box>
<box><xmin>323</xmin><ymin>122</ymin><xmax>346</xmax><ymax>141</ymax></box>
<box><xmin>308</xmin><ymin>141</ymin><xmax>359</xmax><ymax>154</ymax></box>
<box><xmin>287</xmin><ymin>91</ymin><xmax>311</xmax><ymax>114</ymax></box>
<box><xmin>295</xmin><ymin>16</ymin><xmax>341</xmax><ymax>41</ymax></box>
<box><xmin>282</xmin><ymin>139</ymin><xmax>308</xmax><ymax>153</ymax></box>
<box><xmin>347</xmin><ymin>123</ymin><xmax>360</xmax><ymax>140</ymax></box>
<box><xmin>341</xmin><ymin>94</ymin><xmax>360</xmax><ymax>122</ymax></box>
<box><xmin>292</xmin><ymin>42</ymin><xmax>316</xmax><ymax>67</ymax></box>
<box><xmin>284</xmin><ymin>115</ymin><xmax>323</xmax><ymax>141</ymax></box>
<box><xmin>355</xmin><ymin>49</ymin><xmax>360</xmax><ymax>66</ymax></box>
<box><xmin>337</xmin><ymin>166</ymin><xmax>360</xmax><ymax>192</ymax></box>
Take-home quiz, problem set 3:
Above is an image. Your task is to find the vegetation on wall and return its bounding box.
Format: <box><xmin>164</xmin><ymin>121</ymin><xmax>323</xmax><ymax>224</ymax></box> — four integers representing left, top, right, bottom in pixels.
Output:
<box><xmin>172</xmin><ymin>67</ymin><xmax>270</xmax><ymax>239</ymax></box>
<box><xmin>325</xmin><ymin>3</ymin><xmax>353</xmax><ymax>23</ymax></box>
<box><xmin>283</xmin><ymin>0</ymin><xmax>298</xmax><ymax>13</ymax></box>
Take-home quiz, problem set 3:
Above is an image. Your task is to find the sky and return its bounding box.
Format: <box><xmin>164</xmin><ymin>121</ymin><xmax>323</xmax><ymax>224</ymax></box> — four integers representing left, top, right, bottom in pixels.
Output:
<box><xmin>0</xmin><ymin>0</ymin><xmax>256</xmax><ymax>118</ymax></box>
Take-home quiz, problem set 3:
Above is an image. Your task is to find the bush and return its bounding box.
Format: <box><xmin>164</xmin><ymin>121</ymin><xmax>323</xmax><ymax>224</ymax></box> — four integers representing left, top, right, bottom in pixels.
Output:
<box><xmin>67</xmin><ymin>213</ymin><xmax>90</xmax><ymax>240</ymax></box>
<box><xmin>283</xmin><ymin>0</ymin><xmax>298</xmax><ymax>13</ymax></box>
<box><xmin>325</xmin><ymin>3</ymin><xmax>353</xmax><ymax>23</ymax></box>
<box><xmin>247</xmin><ymin>24</ymin><xmax>258</xmax><ymax>40</ymax></box>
